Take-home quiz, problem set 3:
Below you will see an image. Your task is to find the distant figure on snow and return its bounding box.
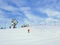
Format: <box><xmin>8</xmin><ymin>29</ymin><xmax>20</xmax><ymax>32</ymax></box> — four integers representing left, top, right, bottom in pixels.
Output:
<box><xmin>28</xmin><ymin>29</ymin><xmax>30</xmax><ymax>33</ymax></box>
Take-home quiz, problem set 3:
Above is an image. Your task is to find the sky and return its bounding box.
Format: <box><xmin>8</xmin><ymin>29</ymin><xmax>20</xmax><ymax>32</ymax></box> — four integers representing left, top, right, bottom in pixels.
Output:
<box><xmin>0</xmin><ymin>0</ymin><xmax>60</xmax><ymax>28</ymax></box>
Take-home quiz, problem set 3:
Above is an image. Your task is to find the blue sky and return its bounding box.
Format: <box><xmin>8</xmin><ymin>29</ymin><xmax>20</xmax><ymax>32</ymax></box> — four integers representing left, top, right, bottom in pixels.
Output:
<box><xmin>0</xmin><ymin>0</ymin><xmax>60</xmax><ymax>28</ymax></box>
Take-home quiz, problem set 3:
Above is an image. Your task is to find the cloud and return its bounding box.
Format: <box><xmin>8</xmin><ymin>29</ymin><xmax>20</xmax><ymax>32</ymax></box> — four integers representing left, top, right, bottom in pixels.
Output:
<box><xmin>41</xmin><ymin>8</ymin><xmax>60</xmax><ymax>18</ymax></box>
<box><xmin>0</xmin><ymin>0</ymin><xmax>60</xmax><ymax>27</ymax></box>
<box><xmin>20</xmin><ymin>7</ymin><xmax>45</xmax><ymax>25</ymax></box>
<box><xmin>0</xmin><ymin>5</ymin><xmax>17</xmax><ymax>12</ymax></box>
<box><xmin>35</xmin><ymin>8</ymin><xmax>60</xmax><ymax>25</ymax></box>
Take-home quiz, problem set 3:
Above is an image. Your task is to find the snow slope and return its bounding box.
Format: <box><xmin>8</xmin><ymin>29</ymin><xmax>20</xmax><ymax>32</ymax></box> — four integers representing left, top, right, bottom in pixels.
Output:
<box><xmin>0</xmin><ymin>26</ymin><xmax>60</xmax><ymax>45</ymax></box>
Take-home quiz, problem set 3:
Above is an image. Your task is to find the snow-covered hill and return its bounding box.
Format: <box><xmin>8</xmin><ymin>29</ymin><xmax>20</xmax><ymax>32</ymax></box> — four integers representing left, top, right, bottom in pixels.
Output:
<box><xmin>0</xmin><ymin>26</ymin><xmax>60</xmax><ymax>45</ymax></box>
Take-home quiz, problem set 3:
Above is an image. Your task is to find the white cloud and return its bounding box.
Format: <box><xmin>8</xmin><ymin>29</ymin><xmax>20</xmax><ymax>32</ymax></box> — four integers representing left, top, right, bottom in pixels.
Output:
<box><xmin>20</xmin><ymin>7</ymin><xmax>45</xmax><ymax>25</ymax></box>
<box><xmin>43</xmin><ymin>8</ymin><xmax>60</xmax><ymax>25</ymax></box>
<box><xmin>0</xmin><ymin>0</ymin><xmax>18</xmax><ymax>11</ymax></box>
<box><xmin>20</xmin><ymin>7</ymin><xmax>60</xmax><ymax>26</ymax></box>
<box><xmin>41</xmin><ymin>8</ymin><xmax>60</xmax><ymax>18</ymax></box>
<box><xmin>0</xmin><ymin>0</ymin><xmax>60</xmax><ymax>26</ymax></box>
<box><xmin>23</xmin><ymin>15</ymin><xmax>44</xmax><ymax>26</ymax></box>
<box><xmin>0</xmin><ymin>5</ymin><xmax>17</xmax><ymax>11</ymax></box>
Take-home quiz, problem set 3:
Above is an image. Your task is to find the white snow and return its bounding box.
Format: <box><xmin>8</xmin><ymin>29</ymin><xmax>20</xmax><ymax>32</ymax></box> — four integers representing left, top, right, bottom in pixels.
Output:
<box><xmin>0</xmin><ymin>26</ymin><xmax>60</xmax><ymax>45</ymax></box>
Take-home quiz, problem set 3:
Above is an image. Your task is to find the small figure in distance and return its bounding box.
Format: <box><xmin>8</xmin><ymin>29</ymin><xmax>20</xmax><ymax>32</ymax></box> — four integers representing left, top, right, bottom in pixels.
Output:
<box><xmin>28</xmin><ymin>29</ymin><xmax>30</xmax><ymax>33</ymax></box>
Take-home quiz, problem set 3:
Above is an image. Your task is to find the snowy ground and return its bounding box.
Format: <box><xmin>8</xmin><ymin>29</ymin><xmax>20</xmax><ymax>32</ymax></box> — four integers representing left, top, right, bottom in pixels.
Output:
<box><xmin>0</xmin><ymin>26</ymin><xmax>60</xmax><ymax>45</ymax></box>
